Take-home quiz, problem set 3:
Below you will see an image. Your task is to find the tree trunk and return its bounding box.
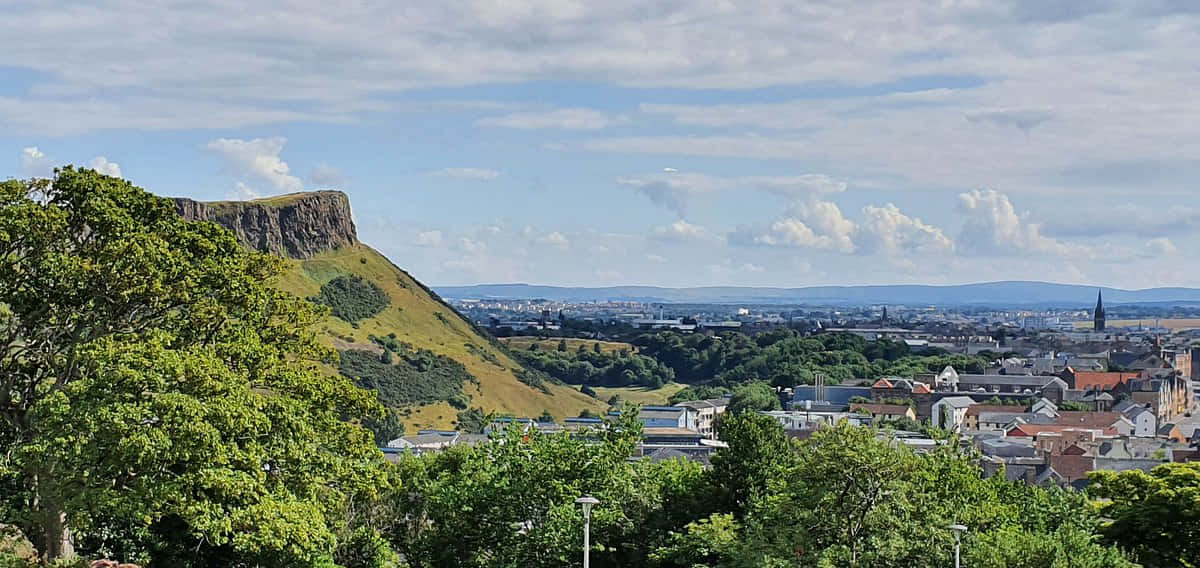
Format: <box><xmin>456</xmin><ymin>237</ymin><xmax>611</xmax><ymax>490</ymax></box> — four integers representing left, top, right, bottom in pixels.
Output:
<box><xmin>32</xmin><ymin>475</ymin><xmax>75</xmax><ymax>562</ymax></box>
<box><xmin>41</xmin><ymin>506</ymin><xmax>74</xmax><ymax>562</ymax></box>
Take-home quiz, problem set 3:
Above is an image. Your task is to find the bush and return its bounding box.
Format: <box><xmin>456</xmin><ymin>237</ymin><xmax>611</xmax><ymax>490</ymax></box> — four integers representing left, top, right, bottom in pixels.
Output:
<box><xmin>311</xmin><ymin>275</ymin><xmax>390</xmax><ymax>323</ymax></box>
<box><xmin>339</xmin><ymin>347</ymin><xmax>471</xmax><ymax>406</ymax></box>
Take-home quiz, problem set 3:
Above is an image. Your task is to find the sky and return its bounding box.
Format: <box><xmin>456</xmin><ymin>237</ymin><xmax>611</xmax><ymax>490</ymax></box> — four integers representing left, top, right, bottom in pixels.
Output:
<box><xmin>3</xmin><ymin>1</ymin><xmax>1199</xmax><ymax>290</ymax></box>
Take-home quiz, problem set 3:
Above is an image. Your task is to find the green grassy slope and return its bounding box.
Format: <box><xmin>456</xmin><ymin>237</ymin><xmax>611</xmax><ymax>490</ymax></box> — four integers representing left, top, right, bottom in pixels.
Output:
<box><xmin>272</xmin><ymin>244</ymin><xmax>604</xmax><ymax>431</ymax></box>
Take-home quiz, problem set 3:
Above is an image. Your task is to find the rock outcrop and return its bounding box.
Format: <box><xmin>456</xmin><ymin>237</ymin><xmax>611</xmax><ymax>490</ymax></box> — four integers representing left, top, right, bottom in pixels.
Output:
<box><xmin>174</xmin><ymin>191</ymin><xmax>358</xmax><ymax>259</ymax></box>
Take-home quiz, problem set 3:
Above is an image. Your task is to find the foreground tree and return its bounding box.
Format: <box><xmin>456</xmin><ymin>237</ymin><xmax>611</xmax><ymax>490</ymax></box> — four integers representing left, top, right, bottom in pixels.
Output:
<box><xmin>1089</xmin><ymin>463</ymin><xmax>1200</xmax><ymax>568</ymax></box>
<box><xmin>0</xmin><ymin>169</ymin><xmax>387</xmax><ymax>565</ymax></box>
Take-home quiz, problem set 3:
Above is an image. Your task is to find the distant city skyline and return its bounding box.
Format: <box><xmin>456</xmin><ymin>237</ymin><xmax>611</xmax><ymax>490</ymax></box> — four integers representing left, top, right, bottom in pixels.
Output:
<box><xmin>4</xmin><ymin>2</ymin><xmax>1200</xmax><ymax>289</ymax></box>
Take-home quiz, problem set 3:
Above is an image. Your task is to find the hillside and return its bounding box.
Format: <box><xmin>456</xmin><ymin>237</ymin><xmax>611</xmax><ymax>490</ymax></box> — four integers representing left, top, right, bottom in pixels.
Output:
<box><xmin>176</xmin><ymin>192</ymin><xmax>602</xmax><ymax>431</ymax></box>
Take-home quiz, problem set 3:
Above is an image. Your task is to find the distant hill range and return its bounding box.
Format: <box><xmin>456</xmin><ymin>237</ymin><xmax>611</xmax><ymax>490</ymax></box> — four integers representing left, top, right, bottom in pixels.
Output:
<box><xmin>434</xmin><ymin>282</ymin><xmax>1200</xmax><ymax>307</ymax></box>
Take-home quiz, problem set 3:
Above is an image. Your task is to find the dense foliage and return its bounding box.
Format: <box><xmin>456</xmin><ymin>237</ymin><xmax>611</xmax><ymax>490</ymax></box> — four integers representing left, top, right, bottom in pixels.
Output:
<box><xmin>311</xmin><ymin>274</ymin><xmax>391</xmax><ymax>324</ymax></box>
<box><xmin>511</xmin><ymin>347</ymin><xmax>676</xmax><ymax>388</ymax></box>
<box><xmin>1089</xmin><ymin>463</ymin><xmax>1200</xmax><ymax>567</ymax></box>
<box><xmin>632</xmin><ymin>331</ymin><xmax>988</xmax><ymax>387</ymax></box>
<box><xmin>386</xmin><ymin>412</ymin><xmax>1136</xmax><ymax>568</ymax></box>
<box><xmin>338</xmin><ymin>346</ymin><xmax>472</xmax><ymax>407</ymax></box>
<box><xmin>0</xmin><ymin>169</ymin><xmax>388</xmax><ymax>566</ymax></box>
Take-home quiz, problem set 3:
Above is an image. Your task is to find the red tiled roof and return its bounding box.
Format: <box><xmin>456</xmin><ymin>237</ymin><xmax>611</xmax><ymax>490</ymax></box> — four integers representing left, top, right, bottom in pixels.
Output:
<box><xmin>872</xmin><ymin>379</ymin><xmax>894</xmax><ymax>389</ymax></box>
<box><xmin>1073</xmin><ymin>372</ymin><xmax>1138</xmax><ymax>390</ymax></box>
<box><xmin>911</xmin><ymin>383</ymin><xmax>932</xmax><ymax>394</ymax></box>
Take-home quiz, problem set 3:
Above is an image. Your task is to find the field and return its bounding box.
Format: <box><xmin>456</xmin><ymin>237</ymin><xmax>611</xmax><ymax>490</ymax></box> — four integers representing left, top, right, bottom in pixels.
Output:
<box><xmin>502</xmin><ymin>336</ymin><xmax>634</xmax><ymax>354</ymax></box>
<box><xmin>587</xmin><ymin>383</ymin><xmax>688</xmax><ymax>406</ymax></box>
<box><xmin>1073</xmin><ymin>318</ymin><xmax>1200</xmax><ymax>331</ymax></box>
<box><xmin>273</xmin><ymin>244</ymin><xmax>605</xmax><ymax>430</ymax></box>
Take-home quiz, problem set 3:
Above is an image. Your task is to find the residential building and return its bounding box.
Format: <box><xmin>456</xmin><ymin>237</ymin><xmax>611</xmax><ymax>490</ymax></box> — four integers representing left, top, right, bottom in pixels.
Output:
<box><xmin>931</xmin><ymin>396</ymin><xmax>976</xmax><ymax>431</ymax></box>
<box><xmin>674</xmin><ymin>398</ymin><xmax>728</xmax><ymax>439</ymax></box>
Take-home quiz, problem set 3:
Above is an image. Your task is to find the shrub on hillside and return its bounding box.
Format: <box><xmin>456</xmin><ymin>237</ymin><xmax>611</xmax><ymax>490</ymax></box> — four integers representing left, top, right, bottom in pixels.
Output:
<box><xmin>338</xmin><ymin>347</ymin><xmax>470</xmax><ymax>406</ymax></box>
<box><xmin>311</xmin><ymin>275</ymin><xmax>390</xmax><ymax>323</ymax></box>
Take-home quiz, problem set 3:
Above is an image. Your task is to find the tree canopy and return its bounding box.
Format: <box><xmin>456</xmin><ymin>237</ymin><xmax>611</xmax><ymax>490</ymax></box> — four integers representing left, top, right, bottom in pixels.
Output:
<box><xmin>0</xmin><ymin>169</ymin><xmax>387</xmax><ymax>566</ymax></box>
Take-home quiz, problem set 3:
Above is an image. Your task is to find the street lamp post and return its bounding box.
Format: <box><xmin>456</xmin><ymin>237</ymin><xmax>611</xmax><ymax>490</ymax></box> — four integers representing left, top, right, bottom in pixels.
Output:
<box><xmin>947</xmin><ymin>524</ymin><xmax>967</xmax><ymax>568</ymax></box>
<box><xmin>576</xmin><ymin>495</ymin><xmax>600</xmax><ymax>568</ymax></box>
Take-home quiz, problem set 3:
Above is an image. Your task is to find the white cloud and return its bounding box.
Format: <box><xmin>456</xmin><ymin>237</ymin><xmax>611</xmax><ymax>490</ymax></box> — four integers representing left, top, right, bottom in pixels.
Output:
<box><xmin>650</xmin><ymin>220</ymin><xmax>710</xmax><ymax>242</ymax></box>
<box><xmin>86</xmin><ymin>156</ymin><xmax>122</xmax><ymax>178</ymax></box>
<box><xmin>645</xmin><ymin>254</ymin><xmax>668</xmax><ymax>263</ymax></box>
<box><xmin>956</xmin><ymin>189</ymin><xmax>1085</xmax><ymax>257</ymax></box>
<box><xmin>858</xmin><ymin>203</ymin><xmax>955</xmax><ymax>255</ymax></box>
<box><xmin>730</xmin><ymin>201</ymin><xmax>857</xmax><ymax>253</ymax></box>
<box><xmin>1143</xmin><ymin>237</ymin><xmax>1178</xmax><ymax>257</ymax></box>
<box><xmin>19</xmin><ymin>147</ymin><xmax>52</xmax><ymax>177</ymax></box>
<box><xmin>205</xmin><ymin>137</ymin><xmax>303</xmax><ymax>193</ymax></box>
<box><xmin>456</xmin><ymin>237</ymin><xmax>486</xmax><ymax>254</ymax></box>
<box><xmin>535</xmin><ymin>231</ymin><xmax>570</xmax><ymax>249</ymax></box>
<box><xmin>478</xmin><ymin>108</ymin><xmax>624</xmax><ymax>130</ymax></box>
<box><xmin>430</xmin><ymin>167</ymin><xmax>501</xmax><ymax>181</ymax></box>
<box><xmin>230</xmin><ymin>182</ymin><xmax>260</xmax><ymax>201</ymax></box>
<box><xmin>415</xmin><ymin>230</ymin><xmax>443</xmax><ymax>247</ymax></box>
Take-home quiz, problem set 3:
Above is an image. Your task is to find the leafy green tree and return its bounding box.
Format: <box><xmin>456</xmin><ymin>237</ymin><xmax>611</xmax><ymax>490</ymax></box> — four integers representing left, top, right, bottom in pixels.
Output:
<box><xmin>387</xmin><ymin>412</ymin><xmax>651</xmax><ymax>567</ymax></box>
<box><xmin>593</xmin><ymin>342</ymin><xmax>602</xmax><ymax>354</ymax></box>
<box><xmin>1089</xmin><ymin>463</ymin><xmax>1200</xmax><ymax>567</ymax></box>
<box><xmin>965</xmin><ymin>525</ymin><xmax>1136</xmax><ymax>568</ymax></box>
<box><xmin>364</xmin><ymin>407</ymin><xmax>407</xmax><ymax>446</ymax></box>
<box><xmin>726</xmin><ymin>382</ymin><xmax>781</xmax><ymax>414</ymax></box>
<box><xmin>648</xmin><ymin>513</ymin><xmax>740</xmax><ymax>568</ymax></box>
<box><xmin>0</xmin><ymin>169</ymin><xmax>386</xmax><ymax>565</ymax></box>
<box><xmin>557</xmin><ymin>339</ymin><xmax>568</xmax><ymax>352</ymax></box>
<box><xmin>709</xmin><ymin>413</ymin><xmax>793</xmax><ymax>517</ymax></box>
<box><xmin>538</xmin><ymin>409</ymin><xmax>555</xmax><ymax>423</ymax></box>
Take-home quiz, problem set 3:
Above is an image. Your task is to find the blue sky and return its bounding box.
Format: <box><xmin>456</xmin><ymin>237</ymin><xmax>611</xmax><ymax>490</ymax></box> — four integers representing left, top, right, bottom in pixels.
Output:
<box><xmin>4</xmin><ymin>1</ymin><xmax>1200</xmax><ymax>289</ymax></box>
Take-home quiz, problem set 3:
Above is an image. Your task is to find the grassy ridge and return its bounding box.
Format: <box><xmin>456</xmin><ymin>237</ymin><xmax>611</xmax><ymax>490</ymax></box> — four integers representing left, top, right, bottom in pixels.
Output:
<box><xmin>501</xmin><ymin>336</ymin><xmax>635</xmax><ymax>354</ymax></box>
<box><xmin>272</xmin><ymin>244</ymin><xmax>604</xmax><ymax>430</ymax></box>
<box><xmin>587</xmin><ymin>383</ymin><xmax>688</xmax><ymax>406</ymax></box>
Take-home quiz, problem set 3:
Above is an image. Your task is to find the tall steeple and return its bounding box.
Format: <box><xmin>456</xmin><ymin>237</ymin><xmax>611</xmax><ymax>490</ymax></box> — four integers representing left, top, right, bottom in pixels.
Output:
<box><xmin>1093</xmin><ymin>289</ymin><xmax>1106</xmax><ymax>332</ymax></box>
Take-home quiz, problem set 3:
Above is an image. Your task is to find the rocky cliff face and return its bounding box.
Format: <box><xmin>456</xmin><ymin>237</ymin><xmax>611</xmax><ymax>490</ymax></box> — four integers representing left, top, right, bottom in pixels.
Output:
<box><xmin>174</xmin><ymin>191</ymin><xmax>358</xmax><ymax>259</ymax></box>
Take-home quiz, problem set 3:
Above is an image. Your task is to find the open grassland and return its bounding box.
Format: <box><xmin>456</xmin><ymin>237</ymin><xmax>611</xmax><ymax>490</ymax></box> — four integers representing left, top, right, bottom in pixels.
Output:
<box><xmin>502</xmin><ymin>336</ymin><xmax>635</xmax><ymax>354</ymax></box>
<box><xmin>587</xmin><ymin>383</ymin><xmax>688</xmax><ymax>406</ymax></box>
<box><xmin>1073</xmin><ymin>318</ymin><xmax>1200</xmax><ymax>331</ymax></box>
<box><xmin>274</xmin><ymin>244</ymin><xmax>605</xmax><ymax>430</ymax></box>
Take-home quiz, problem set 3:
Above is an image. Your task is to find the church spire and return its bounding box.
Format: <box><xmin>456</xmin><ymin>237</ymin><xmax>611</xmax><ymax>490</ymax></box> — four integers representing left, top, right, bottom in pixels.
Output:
<box><xmin>1094</xmin><ymin>289</ymin><xmax>1106</xmax><ymax>332</ymax></box>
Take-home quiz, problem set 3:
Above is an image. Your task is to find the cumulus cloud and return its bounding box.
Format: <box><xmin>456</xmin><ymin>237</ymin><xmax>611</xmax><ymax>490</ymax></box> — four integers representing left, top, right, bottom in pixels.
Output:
<box><xmin>456</xmin><ymin>237</ymin><xmax>486</xmax><ymax>254</ymax></box>
<box><xmin>230</xmin><ymin>182</ymin><xmax>260</xmax><ymax>201</ymax></box>
<box><xmin>956</xmin><ymin>189</ymin><xmax>1086</xmax><ymax>257</ymax></box>
<box><xmin>478</xmin><ymin>108</ymin><xmax>623</xmax><ymax>130</ymax></box>
<box><xmin>535</xmin><ymin>231</ymin><xmax>570</xmax><ymax>249</ymax></box>
<box><xmin>205</xmin><ymin>137</ymin><xmax>303</xmax><ymax>193</ymax></box>
<box><xmin>19</xmin><ymin>147</ymin><xmax>53</xmax><ymax>177</ymax></box>
<box><xmin>730</xmin><ymin>201</ymin><xmax>856</xmax><ymax>253</ymax></box>
<box><xmin>86</xmin><ymin>156</ymin><xmax>122</xmax><ymax>178</ymax></box>
<box><xmin>650</xmin><ymin>220</ymin><xmax>710</xmax><ymax>242</ymax></box>
<box><xmin>430</xmin><ymin>167</ymin><xmax>501</xmax><ymax>181</ymax></box>
<box><xmin>1142</xmin><ymin>237</ymin><xmax>1178</xmax><ymax>257</ymax></box>
<box><xmin>858</xmin><ymin>203</ymin><xmax>955</xmax><ymax>255</ymax></box>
